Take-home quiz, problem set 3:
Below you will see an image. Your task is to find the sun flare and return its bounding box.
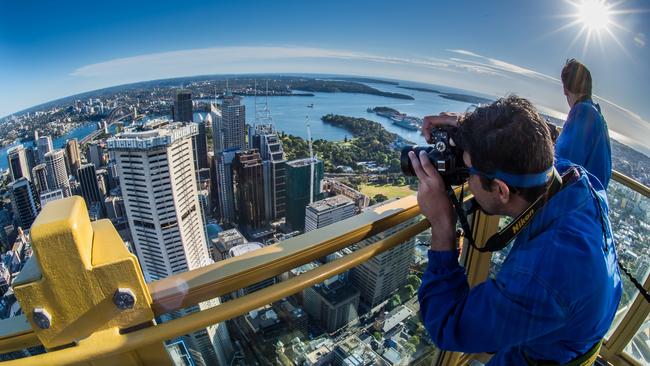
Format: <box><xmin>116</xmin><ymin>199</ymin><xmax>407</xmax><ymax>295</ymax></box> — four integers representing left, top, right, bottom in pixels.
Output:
<box><xmin>577</xmin><ymin>0</ymin><xmax>612</xmax><ymax>31</ymax></box>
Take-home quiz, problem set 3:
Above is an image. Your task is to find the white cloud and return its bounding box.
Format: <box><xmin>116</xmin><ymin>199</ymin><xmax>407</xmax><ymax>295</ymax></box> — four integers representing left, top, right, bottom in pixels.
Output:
<box><xmin>446</xmin><ymin>49</ymin><xmax>560</xmax><ymax>83</ymax></box>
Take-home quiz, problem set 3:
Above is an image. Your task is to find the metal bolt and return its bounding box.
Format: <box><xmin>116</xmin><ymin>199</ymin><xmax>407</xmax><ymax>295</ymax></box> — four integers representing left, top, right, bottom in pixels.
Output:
<box><xmin>113</xmin><ymin>288</ymin><xmax>136</xmax><ymax>310</ymax></box>
<box><xmin>33</xmin><ymin>308</ymin><xmax>51</xmax><ymax>329</ymax></box>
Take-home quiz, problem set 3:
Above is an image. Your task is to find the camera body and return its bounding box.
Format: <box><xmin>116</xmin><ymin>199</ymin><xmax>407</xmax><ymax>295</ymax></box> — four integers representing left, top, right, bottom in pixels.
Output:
<box><xmin>400</xmin><ymin>126</ymin><xmax>468</xmax><ymax>186</ymax></box>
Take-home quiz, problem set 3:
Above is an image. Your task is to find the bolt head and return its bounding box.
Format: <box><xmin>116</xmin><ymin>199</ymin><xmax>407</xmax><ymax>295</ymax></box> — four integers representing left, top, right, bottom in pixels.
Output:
<box><xmin>33</xmin><ymin>308</ymin><xmax>51</xmax><ymax>329</ymax></box>
<box><xmin>113</xmin><ymin>288</ymin><xmax>136</xmax><ymax>310</ymax></box>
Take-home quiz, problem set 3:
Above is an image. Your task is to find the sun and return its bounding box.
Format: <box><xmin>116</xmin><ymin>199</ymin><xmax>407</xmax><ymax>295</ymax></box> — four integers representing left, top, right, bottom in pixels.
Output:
<box><xmin>557</xmin><ymin>0</ymin><xmax>631</xmax><ymax>56</ymax></box>
<box><xmin>576</xmin><ymin>0</ymin><xmax>612</xmax><ymax>31</ymax></box>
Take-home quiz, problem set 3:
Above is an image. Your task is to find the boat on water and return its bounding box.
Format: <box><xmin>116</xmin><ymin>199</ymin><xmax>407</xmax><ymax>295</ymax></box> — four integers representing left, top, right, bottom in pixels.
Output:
<box><xmin>307</xmin><ymin>103</ymin><xmax>314</xmax><ymax>108</ymax></box>
<box><xmin>393</xmin><ymin>118</ymin><xmax>419</xmax><ymax>131</ymax></box>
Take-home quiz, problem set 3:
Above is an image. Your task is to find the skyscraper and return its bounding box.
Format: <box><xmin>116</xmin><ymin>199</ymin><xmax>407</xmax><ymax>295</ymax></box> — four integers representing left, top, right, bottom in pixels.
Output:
<box><xmin>250</xmin><ymin>124</ymin><xmax>287</xmax><ymax>222</ymax></box>
<box><xmin>107</xmin><ymin>121</ymin><xmax>231</xmax><ymax>365</ymax></box>
<box><xmin>7</xmin><ymin>145</ymin><xmax>31</xmax><ymax>182</ymax></box>
<box><xmin>9</xmin><ymin>178</ymin><xmax>40</xmax><ymax>230</ymax></box>
<box><xmin>221</xmin><ymin>93</ymin><xmax>246</xmax><ymax>151</ymax></box>
<box><xmin>88</xmin><ymin>142</ymin><xmax>104</xmax><ymax>168</ymax></box>
<box><xmin>304</xmin><ymin>195</ymin><xmax>355</xmax><ymax>232</ymax></box>
<box><xmin>350</xmin><ymin>220</ymin><xmax>415</xmax><ymax>308</ymax></box>
<box><xmin>31</xmin><ymin>163</ymin><xmax>48</xmax><ymax>194</ymax></box>
<box><xmin>194</xmin><ymin>119</ymin><xmax>209</xmax><ymax>171</ymax></box>
<box><xmin>215</xmin><ymin>149</ymin><xmax>238</xmax><ymax>224</ymax></box>
<box><xmin>77</xmin><ymin>163</ymin><xmax>103</xmax><ymax>207</ymax></box>
<box><xmin>44</xmin><ymin>149</ymin><xmax>70</xmax><ymax>197</ymax></box>
<box><xmin>65</xmin><ymin>139</ymin><xmax>81</xmax><ymax>176</ymax></box>
<box><xmin>285</xmin><ymin>158</ymin><xmax>324</xmax><ymax>232</ymax></box>
<box><xmin>172</xmin><ymin>89</ymin><xmax>193</xmax><ymax>123</ymax></box>
<box><xmin>36</xmin><ymin>136</ymin><xmax>53</xmax><ymax>163</ymax></box>
<box><xmin>232</xmin><ymin>150</ymin><xmax>266</xmax><ymax>232</ymax></box>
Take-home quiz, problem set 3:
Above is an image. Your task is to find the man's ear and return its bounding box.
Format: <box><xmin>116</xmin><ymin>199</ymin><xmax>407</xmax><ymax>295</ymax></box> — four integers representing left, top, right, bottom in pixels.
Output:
<box><xmin>491</xmin><ymin>179</ymin><xmax>511</xmax><ymax>205</ymax></box>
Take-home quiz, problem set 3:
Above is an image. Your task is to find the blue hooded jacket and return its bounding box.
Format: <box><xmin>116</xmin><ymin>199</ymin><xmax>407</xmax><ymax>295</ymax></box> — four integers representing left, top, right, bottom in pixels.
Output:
<box><xmin>555</xmin><ymin>99</ymin><xmax>612</xmax><ymax>188</ymax></box>
<box><xmin>418</xmin><ymin>160</ymin><xmax>621</xmax><ymax>365</ymax></box>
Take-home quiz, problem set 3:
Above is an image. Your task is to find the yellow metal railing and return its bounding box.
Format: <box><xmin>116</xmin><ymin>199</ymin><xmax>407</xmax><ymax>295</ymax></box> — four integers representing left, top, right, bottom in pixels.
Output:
<box><xmin>0</xmin><ymin>170</ymin><xmax>648</xmax><ymax>366</ymax></box>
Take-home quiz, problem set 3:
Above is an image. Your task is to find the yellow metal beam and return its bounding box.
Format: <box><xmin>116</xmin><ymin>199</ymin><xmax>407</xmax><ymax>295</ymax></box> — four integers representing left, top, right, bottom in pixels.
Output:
<box><xmin>612</xmin><ymin>171</ymin><xmax>650</xmax><ymax>198</ymax></box>
<box><xmin>0</xmin><ymin>219</ymin><xmax>430</xmax><ymax>366</ymax></box>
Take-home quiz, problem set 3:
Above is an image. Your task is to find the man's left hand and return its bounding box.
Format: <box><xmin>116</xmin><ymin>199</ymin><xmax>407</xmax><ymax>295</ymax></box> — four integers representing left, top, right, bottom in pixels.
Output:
<box><xmin>408</xmin><ymin>150</ymin><xmax>457</xmax><ymax>251</ymax></box>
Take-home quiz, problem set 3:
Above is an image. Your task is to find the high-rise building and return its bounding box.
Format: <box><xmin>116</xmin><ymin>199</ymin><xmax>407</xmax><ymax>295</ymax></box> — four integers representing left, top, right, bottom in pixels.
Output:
<box><xmin>210</xmin><ymin>228</ymin><xmax>247</xmax><ymax>261</ymax></box>
<box><xmin>107</xmin><ymin>121</ymin><xmax>232</xmax><ymax>365</ymax></box>
<box><xmin>221</xmin><ymin>93</ymin><xmax>246</xmax><ymax>151</ymax></box>
<box><xmin>88</xmin><ymin>142</ymin><xmax>104</xmax><ymax>168</ymax></box>
<box><xmin>172</xmin><ymin>89</ymin><xmax>193</xmax><ymax>123</ymax></box>
<box><xmin>31</xmin><ymin>164</ymin><xmax>48</xmax><ymax>194</ymax></box>
<box><xmin>215</xmin><ymin>149</ymin><xmax>238</xmax><ymax>224</ymax></box>
<box><xmin>65</xmin><ymin>139</ymin><xmax>81</xmax><ymax>176</ymax></box>
<box><xmin>250</xmin><ymin>124</ymin><xmax>287</xmax><ymax>222</ymax></box>
<box><xmin>232</xmin><ymin>150</ymin><xmax>266</xmax><ymax>232</ymax></box>
<box><xmin>9</xmin><ymin>178</ymin><xmax>40</xmax><ymax>230</ymax></box>
<box><xmin>305</xmin><ymin>195</ymin><xmax>355</xmax><ymax>232</ymax></box>
<box><xmin>77</xmin><ymin>164</ymin><xmax>103</xmax><ymax>207</ymax></box>
<box><xmin>24</xmin><ymin>146</ymin><xmax>36</xmax><ymax>174</ymax></box>
<box><xmin>44</xmin><ymin>149</ymin><xmax>70</xmax><ymax>197</ymax></box>
<box><xmin>209</xmin><ymin>104</ymin><xmax>224</xmax><ymax>156</ymax></box>
<box><xmin>194</xmin><ymin>120</ymin><xmax>209</xmax><ymax>171</ymax></box>
<box><xmin>36</xmin><ymin>136</ymin><xmax>53</xmax><ymax>163</ymax></box>
<box><xmin>303</xmin><ymin>280</ymin><xmax>360</xmax><ymax>333</ymax></box>
<box><xmin>350</xmin><ymin>220</ymin><xmax>416</xmax><ymax>309</ymax></box>
<box><xmin>7</xmin><ymin>145</ymin><xmax>31</xmax><ymax>182</ymax></box>
<box><xmin>285</xmin><ymin>158</ymin><xmax>324</xmax><ymax>232</ymax></box>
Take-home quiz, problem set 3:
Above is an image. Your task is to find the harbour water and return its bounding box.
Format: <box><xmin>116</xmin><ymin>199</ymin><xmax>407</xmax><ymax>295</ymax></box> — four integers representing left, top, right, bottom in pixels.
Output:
<box><xmin>0</xmin><ymin>81</ymin><xmax>481</xmax><ymax>171</ymax></box>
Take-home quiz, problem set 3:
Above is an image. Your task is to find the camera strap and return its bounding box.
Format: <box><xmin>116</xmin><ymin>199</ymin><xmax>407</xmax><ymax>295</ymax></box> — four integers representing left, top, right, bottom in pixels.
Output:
<box><xmin>448</xmin><ymin>167</ymin><xmax>566</xmax><ymax>253</ymax></box>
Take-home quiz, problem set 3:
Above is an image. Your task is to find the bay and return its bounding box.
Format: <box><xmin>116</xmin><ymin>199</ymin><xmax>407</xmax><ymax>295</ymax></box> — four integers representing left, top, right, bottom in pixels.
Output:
<box><xmin>0</xmin><ymin>81</ymin><xmax>479</xmax><ymax>171</ymax></box>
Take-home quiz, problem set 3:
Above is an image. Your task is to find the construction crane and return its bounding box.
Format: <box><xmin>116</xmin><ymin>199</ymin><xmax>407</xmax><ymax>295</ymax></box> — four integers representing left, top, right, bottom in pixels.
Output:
<box><xmin>307</xmin><ymin>115</ymin><xmax>315</xmax><ymax>204</ymax></box>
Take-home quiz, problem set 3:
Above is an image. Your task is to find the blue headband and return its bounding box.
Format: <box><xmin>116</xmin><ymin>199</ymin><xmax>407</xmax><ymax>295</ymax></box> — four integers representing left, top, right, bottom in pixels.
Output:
<box><xmin>468</xmin><ymin>166</ymin><xmax>554</xmax><ymax>188</ymax></box>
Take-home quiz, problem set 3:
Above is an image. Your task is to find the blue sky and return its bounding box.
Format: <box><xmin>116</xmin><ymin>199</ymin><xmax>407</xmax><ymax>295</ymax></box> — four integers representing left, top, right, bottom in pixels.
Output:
<box><xmin>1</xmin><ymin>0</ymin><xmax>649</xmax><ymax>149</ymax></box>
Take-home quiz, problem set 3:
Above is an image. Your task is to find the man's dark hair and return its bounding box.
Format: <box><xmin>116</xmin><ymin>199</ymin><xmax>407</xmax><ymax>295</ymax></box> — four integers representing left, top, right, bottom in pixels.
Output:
<box><xmin>459</xmin><ymin>95</ymin><xmax>554</xmax><ymax>202</ymax></box>
<box><xmin>561</xmin><ymin>58</ymin><xmax>592</xmax><ymax>97</ymax></box>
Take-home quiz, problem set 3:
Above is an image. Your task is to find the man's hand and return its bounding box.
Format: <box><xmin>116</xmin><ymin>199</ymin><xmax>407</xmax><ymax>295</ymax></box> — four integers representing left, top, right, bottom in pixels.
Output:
<box><xmin>409</xmin><ymin>150</ymin><xmax>457</xmax><ymax>251</ymax></box>
<box><xmin>422</xmin><ymin>112</ymin><xmax>462</xmax><ymax>143</ymax></box>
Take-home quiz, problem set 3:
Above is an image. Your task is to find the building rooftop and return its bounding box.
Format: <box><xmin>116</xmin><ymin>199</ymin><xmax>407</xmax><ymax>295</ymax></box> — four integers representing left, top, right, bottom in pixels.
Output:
<box><xmin>315</xmin><ymin>280</ymin><xmax>360</xmax><ymax>305</ymax></box>
<box><xmin>286</xmin><ymin>157</ymin><xmax>319</xmax><ymax>168</ymax></box>
<box><xmin>228</xmin><ymin>242</ymin><xmax>264</xmax><ymax>257</ymax></box>
<box><xmin>308</xmin><ymin>195</ymin><xmax>354</xmax><ymax>213</ymax></box>
<box><xmin>106</xmin><ymin>121</ymin><xmax>197</xmax><ymax>150</ymax></box>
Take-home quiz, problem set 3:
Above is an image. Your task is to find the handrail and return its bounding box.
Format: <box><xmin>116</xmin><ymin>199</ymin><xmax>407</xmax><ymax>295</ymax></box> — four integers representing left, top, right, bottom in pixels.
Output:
<box><xmin>0</xmin><ymin>219</ymin><xmax>430</xmax><ymax>365</ymax></box>
<box><xmin>1</xmin><ymin>169</ymin><xmax>647</xmax><ymax>362</ymax></box>
<box><xmin>148</xmin><ymin>194</ymin><xmax>422</xmax><ymax>315</ymax></box>
<box><xmin>612</xmin><ymin>170</ymin><xmax>650</xmax><ymax>198</ymax></box>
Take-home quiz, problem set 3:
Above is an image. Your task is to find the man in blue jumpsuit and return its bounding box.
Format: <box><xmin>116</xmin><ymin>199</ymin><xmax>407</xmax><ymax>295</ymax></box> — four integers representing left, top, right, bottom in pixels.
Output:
<box><xmin>555</xmin><ymin>59</ymin><xmax>612</xmax><ymax>188</ymax></box>
<box><xmin>412</xmin><ymin>96</ymin><xmax>621</xmax><ymax>365</ymax></box>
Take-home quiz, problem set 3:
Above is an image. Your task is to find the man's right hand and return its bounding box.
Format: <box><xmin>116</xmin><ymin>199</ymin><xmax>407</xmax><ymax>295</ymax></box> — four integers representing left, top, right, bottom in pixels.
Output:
<box><xmin>422</xmin><ymin>112</ymin><xmax>462</xmax><ymax>143</ymax></box>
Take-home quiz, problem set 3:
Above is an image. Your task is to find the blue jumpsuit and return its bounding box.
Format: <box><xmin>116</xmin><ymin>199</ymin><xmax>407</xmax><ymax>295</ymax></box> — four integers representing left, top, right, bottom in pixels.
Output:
<box><xmin>418</xmin><ymin>160</ymin><xmax>621</xmax><ymax>365</ymax></box>
<box><xmin>555</xmin><ymin>99</ymin><xmax>612</xmax><ymax>188</ymax></box>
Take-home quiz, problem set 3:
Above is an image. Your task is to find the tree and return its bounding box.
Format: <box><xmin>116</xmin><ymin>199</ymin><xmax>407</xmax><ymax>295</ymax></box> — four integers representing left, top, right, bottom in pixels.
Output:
<box><xmin>408</xmin><ymin>274</ymin><xmax>422</xmax><ymax>288</ymax></box>
<box><xmin>373</xmin><ymin>194</ymin><xmax>389</xmax><ymax>203</ymax></box>
<box><xmin>409</xmin><ymin>335</ymin><xmax>420</xmax><ymax>346</ymax></box>
<box><xmin>403</xmin><ymin>342</ymin><xmax>416</xmax><ymax>354</ymax></box>
<box><xmin>405</xmin><ymin>284</ymin><xmax>416</xmax><ymax>297</ymax></box>
<box><xmin>373</xmin><ymin>331</ymin><xmax>382</xmax><ymax>341</ymax></box>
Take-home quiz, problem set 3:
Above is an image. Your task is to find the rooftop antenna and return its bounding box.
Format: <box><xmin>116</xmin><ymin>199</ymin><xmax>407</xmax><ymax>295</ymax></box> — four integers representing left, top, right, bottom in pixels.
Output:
<box><xmin>307</xmin><ymin>115</ymin><xmax>315</xmax><ymax>204</ymax></box>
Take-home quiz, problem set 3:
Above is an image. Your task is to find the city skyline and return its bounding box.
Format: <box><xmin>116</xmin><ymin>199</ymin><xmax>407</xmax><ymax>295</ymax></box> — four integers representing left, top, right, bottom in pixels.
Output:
<box><xmin>1</xmin><ymin>1</ymin><xmax>649</xmax><ymax>152</ymax></box>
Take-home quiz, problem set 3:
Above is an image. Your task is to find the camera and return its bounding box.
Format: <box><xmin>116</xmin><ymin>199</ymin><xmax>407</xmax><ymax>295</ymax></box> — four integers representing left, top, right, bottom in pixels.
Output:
<box><xmin>400</xmin><ymin>126</ymin><xmax>468</xmax><ymax>186</ymax></box>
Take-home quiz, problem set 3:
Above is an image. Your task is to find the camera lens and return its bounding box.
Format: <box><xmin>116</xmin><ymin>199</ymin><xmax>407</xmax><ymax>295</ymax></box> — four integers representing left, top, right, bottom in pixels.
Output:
<box><xmin>400</xmin><ymin>146</ymin><xmax>434</xmax><ymax>176</ymax></box>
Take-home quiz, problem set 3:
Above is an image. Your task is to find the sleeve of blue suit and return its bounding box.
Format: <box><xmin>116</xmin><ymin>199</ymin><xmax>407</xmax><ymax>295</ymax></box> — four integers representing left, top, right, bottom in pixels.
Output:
<box><xmin>555</xmin><ymin>103</ymin><xmax>594</xmax><ymax>166</ymax></box>
<box><xmin>418</xmin><ymin>244</ymin><xmax>567</xmax><ymax>353</ymax></box>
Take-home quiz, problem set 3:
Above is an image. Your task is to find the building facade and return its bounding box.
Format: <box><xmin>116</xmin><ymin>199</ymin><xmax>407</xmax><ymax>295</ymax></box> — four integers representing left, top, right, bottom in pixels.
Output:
<box><xmin>232</xmin><ymin>150</ymin><xmax>266</xmax><ymax>232</ymax></box>
<box><xmin>31</xmin><ymin>164</ymin><xmax>48</xmax><ymax>194</ymax></box>
<box><xmin>77</xmin><ymin>163</ymin><xmax>103</xmax><ymax>208</ymax></box>
<box><xmin>7</xmin><ymin>145</ymin><xmax>31</xmax><ymax>182</ymax></box>
<box><xmin>285</xmin><ymin>158</ymin><xmax>324</xmax><ymax>232</ymax></box>
<box><xmin>9</xmin><ymin>178</ymin><xmax>40</xmax><ymax>230</ymax></box>
<box><xmin>107</xmin><ymin>121</ymin><xmax>232</xmax><ymax>365</ymax></box>
<box><xmin>250</xmin><ymin>124</ymin><xmax>287</xmax><ymax>222</ymax></box>
<box><xmin>36</xmin><ymin>136</ymin><xmax>53</xmax><ymax>163</ymax></box>
<box><xmin>305</xmin><ymin>195</ymin><xmax>355</xmax><ymax>232</ymax></box>
<box><xmin>44</xmin><ymin>149</ymin><xmax>70</xmax><ymax>197</ymax></box>
<box><xmin>65</xmin><ymin>138</ymin><xmax>81</xmax><ymax>177</ymax></box>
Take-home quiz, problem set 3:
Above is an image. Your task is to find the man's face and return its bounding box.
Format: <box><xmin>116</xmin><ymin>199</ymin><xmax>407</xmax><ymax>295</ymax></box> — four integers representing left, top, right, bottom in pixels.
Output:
<box><xmin>463</xmin><ymin>151</ymin><xmax>503</xmax><ymax>216</ymax></box>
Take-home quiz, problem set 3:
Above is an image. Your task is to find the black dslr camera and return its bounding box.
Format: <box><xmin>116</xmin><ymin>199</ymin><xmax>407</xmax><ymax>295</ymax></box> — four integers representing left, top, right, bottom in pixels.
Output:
<box><xmin>400</xmin><ymin>126</ymin><xmax>468</xmax><ymax>186</ymax></box>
